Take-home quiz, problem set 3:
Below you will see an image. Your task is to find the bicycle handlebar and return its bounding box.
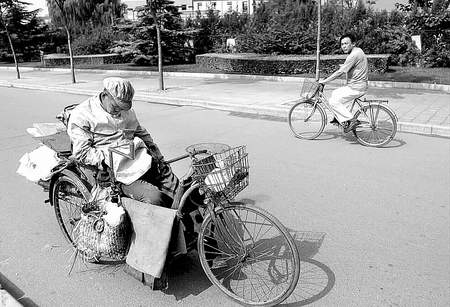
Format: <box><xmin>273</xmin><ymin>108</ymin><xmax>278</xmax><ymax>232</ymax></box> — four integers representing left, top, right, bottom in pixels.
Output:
<box><xmin>165</xmin><ymin>149</ymin><xmax>209</xmax><ymax>164</ymax></box>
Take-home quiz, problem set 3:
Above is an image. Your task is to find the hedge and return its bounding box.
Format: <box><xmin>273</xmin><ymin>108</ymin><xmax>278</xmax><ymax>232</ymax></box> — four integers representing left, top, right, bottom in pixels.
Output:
<box><xmin>42</xmin><ymin>53</ymin><xmax>122</xmax><ymax>66</ymax></box>
<box><xmin>196</xmin><ymin>53</ymin><xmax>390</xmax><ymax>75</ymax></box>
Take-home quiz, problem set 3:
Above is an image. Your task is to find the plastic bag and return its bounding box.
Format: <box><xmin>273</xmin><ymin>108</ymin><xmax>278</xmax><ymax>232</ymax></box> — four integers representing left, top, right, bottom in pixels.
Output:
<box><xmin>203</xmin><ymin>158</ymin><xmax>235</xmax><ymax>192</ymax></box>
<box><xmin>16</xmin><ymin>145</ymin><xmax>61</xmax><ymax>182</ymax></box>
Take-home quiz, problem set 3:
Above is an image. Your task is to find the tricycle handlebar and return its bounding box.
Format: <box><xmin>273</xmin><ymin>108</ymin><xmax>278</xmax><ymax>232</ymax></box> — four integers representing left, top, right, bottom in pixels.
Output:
<box><xmin>165</xmin><ymin>149</ymin><xmax>209</xmax><ymax>164</ymax></box>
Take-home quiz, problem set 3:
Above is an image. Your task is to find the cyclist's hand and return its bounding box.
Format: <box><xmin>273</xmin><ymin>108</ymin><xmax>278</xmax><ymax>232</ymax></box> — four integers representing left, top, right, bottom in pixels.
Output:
<box><xmin>318</xmin><ymin>82</ymin><xmax>325</xmax><ymax>91</ymax></box>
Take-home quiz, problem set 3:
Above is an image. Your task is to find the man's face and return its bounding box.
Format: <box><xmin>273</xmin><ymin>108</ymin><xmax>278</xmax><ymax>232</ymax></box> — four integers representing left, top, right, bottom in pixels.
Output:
<box><xmin>340</xmin><ymin>37</ymin><xmax>354</xmax><ymax>54</ymax></box>
<box><xmin>103</xmin><ymin>91</ymin><xmax>130</xmax><ymax>117</ymax></box>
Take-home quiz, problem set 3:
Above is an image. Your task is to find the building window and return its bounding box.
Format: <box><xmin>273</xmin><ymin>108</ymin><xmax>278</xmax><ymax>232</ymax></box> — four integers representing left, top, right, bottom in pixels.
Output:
<box><xmin>242</xmin><ymin>1</ymin><xmax>248</xmax><ymax>13</ymax></box>
<box><xmin>181</xmin><ymin>4</ymin><xmax>186</xmax><ymax>10</ymax></box>
<box><xmin>227</xmin><ymin>1</ymin><xmax>232</xmax><ymax>11</ymax></box>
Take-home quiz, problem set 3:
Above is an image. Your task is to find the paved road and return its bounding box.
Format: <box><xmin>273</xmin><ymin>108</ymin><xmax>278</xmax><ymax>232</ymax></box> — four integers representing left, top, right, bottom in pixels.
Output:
<box><xmin>0</xmin><ymin>67</ymin><xmax>449</xmax><ymax>137</ymax></box>
<box><xmin>0</xmin><ymin>88</ymin><xmax>449</xmax><ymax>306</ymax></box>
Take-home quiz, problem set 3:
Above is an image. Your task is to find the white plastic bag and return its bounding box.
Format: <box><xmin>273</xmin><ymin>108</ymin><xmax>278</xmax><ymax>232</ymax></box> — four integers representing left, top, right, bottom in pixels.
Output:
<box><xmin>204</xmin><ymin>159</ymin><xmax>236</xmax><ymax>192</ymax></box>
<box><xmin>16</xmin><ymin>145</ymin><xmax>61</xmax><ymax>182</ymax></box>
<box><xmin>89</xmin><ymin>185</ymin><xmax>126</xmax><ymax>228</ymax></box>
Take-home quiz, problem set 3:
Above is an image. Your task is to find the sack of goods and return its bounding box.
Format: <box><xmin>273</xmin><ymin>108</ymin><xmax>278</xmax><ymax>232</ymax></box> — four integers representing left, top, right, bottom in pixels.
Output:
<box><xmin>17</xmin><ymin>145</ymin><xmax>61</xmax><ymax>182</ymax></box>
<box><xmin>73</xmin><ymin>186</ymin><xmax>131</xmax><ymax>262</ymax></box>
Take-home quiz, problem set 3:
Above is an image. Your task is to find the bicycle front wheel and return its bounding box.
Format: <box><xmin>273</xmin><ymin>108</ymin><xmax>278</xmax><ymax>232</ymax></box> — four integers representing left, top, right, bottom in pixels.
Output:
<box><xmin>198</xmin><ymin>203</ymin><xmax>300</xmax><ymax>306</ymax></box>
<box><xmin>288</xmin><ymin>100</ymin><xmax>326</xmax><ymax>139</ymax></box>
<box><xmin>353</xmin><ymin>104</ymin><xmax>397</xmax><ymax>147</ymax></box>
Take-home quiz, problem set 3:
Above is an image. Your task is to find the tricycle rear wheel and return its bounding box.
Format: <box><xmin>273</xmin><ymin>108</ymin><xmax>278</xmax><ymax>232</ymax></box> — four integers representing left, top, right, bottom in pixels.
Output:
<box><xmin>52</xmin><ymin>170</ymin><xmax>91</xmax><ymax>246</ymax></box>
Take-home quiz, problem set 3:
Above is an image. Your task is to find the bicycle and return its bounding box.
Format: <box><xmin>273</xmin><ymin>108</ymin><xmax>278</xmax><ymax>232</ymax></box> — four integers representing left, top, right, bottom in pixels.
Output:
<box><xmin>288</xmin><ymin>79</ymin><xmax>398</xmax><ymax>147</ymax></box>
<box><xmin>36</xmin><ymin>110</ymin><xmax>300</xmax><ymax>306</ymax></box>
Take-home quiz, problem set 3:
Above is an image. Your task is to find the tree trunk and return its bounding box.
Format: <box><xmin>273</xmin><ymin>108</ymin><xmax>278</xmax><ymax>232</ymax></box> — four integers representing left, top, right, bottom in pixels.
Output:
<box><xmin>155</xmin><ymin>23</ymin><xmax>164</xmax><ymax>90</ymax></box>
<box><xmin>4</xmin><ymin>25</ymin><xmax>20</xmax><ymax>79</ymax></box>
<box><xmin>149</xmin><ymin>1</ymin><xmax>164</xmax><ymax>91</ymax></box>
<box><xmin>315</xmin><ymin>0</ymin><xmax>321</xmax><ymax>81</ymax></box>
<box><xmin>65</xmin><ymin>25</ymin><xmax>76</xmax><ymax>84</ymax></box>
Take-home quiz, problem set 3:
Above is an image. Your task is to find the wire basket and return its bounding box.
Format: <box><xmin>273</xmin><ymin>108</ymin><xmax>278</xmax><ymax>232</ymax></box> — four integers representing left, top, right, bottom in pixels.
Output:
<box><xmin>192</xmin><ymin>146</ymin><xmax>249</xmax><ymax>204</ymax></box>
<box><xmin>299</xmin><ymin>79</ymin><xmax>320</xmax><ymax>99</ymax></box>
<box><xmin>186</xmin><ymin>142</ymin><xmax>231</xmax><ymax>158</ymax></box>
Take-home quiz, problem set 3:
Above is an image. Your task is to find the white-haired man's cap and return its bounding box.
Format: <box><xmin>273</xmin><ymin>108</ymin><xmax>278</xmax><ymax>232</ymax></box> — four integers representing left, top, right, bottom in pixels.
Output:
<box><xmin>103</xmin><ymin>77</ymin><xmax>135</xmax><ymax>110</ymax></box>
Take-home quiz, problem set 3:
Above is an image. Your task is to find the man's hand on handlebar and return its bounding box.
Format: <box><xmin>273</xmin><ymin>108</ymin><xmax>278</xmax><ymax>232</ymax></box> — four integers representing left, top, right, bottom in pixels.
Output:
<box><xmin>96</xmin><ymin>160</ymin><xmax>111</xmax><ymax>186</ymax></box>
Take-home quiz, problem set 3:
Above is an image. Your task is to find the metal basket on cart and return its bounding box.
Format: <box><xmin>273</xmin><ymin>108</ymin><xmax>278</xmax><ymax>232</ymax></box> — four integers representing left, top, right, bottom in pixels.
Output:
<box><xmin>299</xmin><ymin>79</ymin><xmax>320</xmax><ymax>99</ymax></box>
<box><xmin>192</xmin><ymin>146</ymin><xmax>249</xmax><ymax>204</ymax></box>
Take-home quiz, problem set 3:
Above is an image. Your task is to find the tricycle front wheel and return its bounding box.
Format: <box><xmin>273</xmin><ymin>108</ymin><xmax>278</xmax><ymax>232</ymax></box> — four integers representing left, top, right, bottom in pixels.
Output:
<box><xmin>197</xmin><ymin>203</ymin><xmax>300</xmax><ymax>306</ymax></box>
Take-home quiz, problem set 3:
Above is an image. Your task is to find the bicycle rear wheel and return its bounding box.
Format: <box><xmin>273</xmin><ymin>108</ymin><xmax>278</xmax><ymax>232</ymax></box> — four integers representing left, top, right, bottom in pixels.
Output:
<box><xmin>288</xmin><ymin>100</ymin><xmax>326</xmax><ymax>140</ymax></box>
<box><xmin>353</xmin><ymin>104</ymin><xmax>397</xmax><ymax>147</ymax></box>
<box><xmin>198</xmin><ymin>203</ymin><xmax>300</xmax><ymax>306</ymax></box>
<box><xmin>52</xmin><ymin>170</ymin><xmax>91</xmax><ymax>246</ymax></box>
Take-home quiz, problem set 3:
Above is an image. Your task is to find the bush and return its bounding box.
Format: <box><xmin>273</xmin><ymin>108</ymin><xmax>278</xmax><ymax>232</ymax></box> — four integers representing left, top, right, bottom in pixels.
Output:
<box><xmin>421</xmin><ymin>41</ymin><xmax>450</xmax><ymax>67</ymax></box>
<box><xmin>72</xmin><ymin>27</ymin><xmax>124</xmax><ymax>55</ymax></box>
<box><xmin>196</xmin><ymin>53</ymin><xmax>390</xmax><ymax>75</ymax></box>
<box><xmin>0</xmin><ymin>52</ymin><xmax>23</xmax><ymax>63</ymax></box>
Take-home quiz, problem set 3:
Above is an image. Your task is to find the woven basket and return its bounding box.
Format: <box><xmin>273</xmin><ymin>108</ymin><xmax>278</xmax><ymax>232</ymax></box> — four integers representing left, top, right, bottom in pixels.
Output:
<box><xmin>73</xmin><ymin>209</ymin><xmax>131</xmax><ymax>262</ymax></box>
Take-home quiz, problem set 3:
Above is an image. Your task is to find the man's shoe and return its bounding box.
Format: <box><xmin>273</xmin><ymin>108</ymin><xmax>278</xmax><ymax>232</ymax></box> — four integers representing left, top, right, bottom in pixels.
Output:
<box><xmin>343</xmin><ymin>119</ymin><xmax>361</xmax><ymax>133</ymax></box>
<box><xmin>329</xmin><ymin>117</ymin><xmax>340</xmax><ymax>125</ymax></box>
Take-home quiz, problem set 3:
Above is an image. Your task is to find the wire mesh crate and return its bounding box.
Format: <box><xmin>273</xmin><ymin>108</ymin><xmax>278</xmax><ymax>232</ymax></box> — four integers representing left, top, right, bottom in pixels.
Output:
<box><xmin>192</xmin><ymin>146</ymin><xmax>249</xmax><ymax>204</ymax></box>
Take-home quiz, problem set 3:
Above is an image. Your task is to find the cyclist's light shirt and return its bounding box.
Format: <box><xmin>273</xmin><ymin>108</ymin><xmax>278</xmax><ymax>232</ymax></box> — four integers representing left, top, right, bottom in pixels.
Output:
<box><xmin>338</xmin><ymin>47</ymin><xmax>368</xmax><ymax>91</ymax></box>
<box><xmin>67</xmin><ymin>93</ymin><xmax>158</xmax><ymax>184</ymax></box>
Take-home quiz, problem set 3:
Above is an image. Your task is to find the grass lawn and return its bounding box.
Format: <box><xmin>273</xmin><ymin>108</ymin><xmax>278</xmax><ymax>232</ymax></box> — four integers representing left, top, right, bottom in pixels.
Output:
<box><xmin>3</xmin><ymin>61</ymin><xmax>450</xmax><ymax>85</ymax></box>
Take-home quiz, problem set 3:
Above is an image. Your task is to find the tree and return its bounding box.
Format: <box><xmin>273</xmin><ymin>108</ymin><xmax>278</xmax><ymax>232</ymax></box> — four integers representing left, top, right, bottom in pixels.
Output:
<box><xmin>0</xmin><ymin>0</ymin><xmax>34</xmax><ymax>79</ymax></box>
<box><xmin>118</xmin><ymin>0</ymin><xmax>187</xmax><ymax>90</ymax></box>
<box><xmin>47</xmin><ymin>0</ymin><xmax>123</xmax><ymax>35</ymax></box>
<box><xmin>397</xmin><ymin>0</ymin><xmax>450</xmax><ymax>67</ymax></box>
<box><xmin>48</xmin><ymin>0</ymin><xmax>76</xmax><ymax>83</ymax></box>
<box><xmin>147</xmin><ymin>0</ymin><xmax>164</xmax><ymax>90</ymax></box>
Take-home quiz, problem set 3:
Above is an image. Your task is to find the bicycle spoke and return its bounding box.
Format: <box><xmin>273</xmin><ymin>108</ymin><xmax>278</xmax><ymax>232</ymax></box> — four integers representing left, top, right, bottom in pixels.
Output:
<box><xmin>374</xmin><ymin>105</ymin><xmax>381</xmax><ymax>123</ymax></box>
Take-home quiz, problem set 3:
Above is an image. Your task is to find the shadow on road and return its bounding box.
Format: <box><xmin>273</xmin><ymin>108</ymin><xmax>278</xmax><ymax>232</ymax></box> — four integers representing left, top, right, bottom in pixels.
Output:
<box><xmin>279</xmin><ymin>230</ymin><xmax>335</xmax><ymax>306</ymax></box>
<box><xmin>320</xmin><ymin>130</ymin><xmax>407</xmax><ymax>148</ymax></box>
<box><xmin>163</xmin><ymin>252</ymin><xmax>212</xmax><ymax>300</ymax></box>
<box><xmin>162</xmin><ymin>226</ymin><xmax>335</xmax><ymax>306</ymax></box>
<box><xmin>0</xmin><ymin>272</ymin><xmax>39</xmax><ymax>307</ymax></box>
<box><xmin>281</xmin><ymin>258</ymin><xmax>335</xmax><ymax>306</ymax></box>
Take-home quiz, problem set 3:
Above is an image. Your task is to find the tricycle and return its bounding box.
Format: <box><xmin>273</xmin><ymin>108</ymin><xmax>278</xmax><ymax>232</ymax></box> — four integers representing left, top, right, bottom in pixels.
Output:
<box><xmin>29</xmin><ymin>106</ymin><xmax>300</xmax><ymax>307</ymax></box>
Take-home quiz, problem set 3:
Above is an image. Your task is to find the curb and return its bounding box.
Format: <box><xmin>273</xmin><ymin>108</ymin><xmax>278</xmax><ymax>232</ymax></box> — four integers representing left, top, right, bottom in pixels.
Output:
<box><xmin>0</xmin><ymin>80</ymin><xmax>448</xmax><ymax>138</ymax></box>
<box><xmin>1</xmin><ymin>66</ymin><xmax>449</xmax><ymax>93</ymax></box>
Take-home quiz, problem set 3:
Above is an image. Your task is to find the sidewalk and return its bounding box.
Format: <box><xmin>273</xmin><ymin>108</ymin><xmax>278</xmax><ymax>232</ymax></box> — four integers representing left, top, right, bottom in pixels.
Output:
<box><xmin>0</xmin><ymin>66</ymin><xmax>449</xmax><ymax>137</ymax></box>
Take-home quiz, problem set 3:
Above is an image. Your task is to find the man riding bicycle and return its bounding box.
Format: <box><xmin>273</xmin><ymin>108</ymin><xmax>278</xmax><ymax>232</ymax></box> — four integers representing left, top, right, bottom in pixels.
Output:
<box><xmin>67</xmin><ymin>77</ymin><xmax>179</xmax><ymax>208</ymax></box>
<box><xmin>319</xmin><ymin>33</ymin><xmax>368</xmax><ymax>133</ymax></box>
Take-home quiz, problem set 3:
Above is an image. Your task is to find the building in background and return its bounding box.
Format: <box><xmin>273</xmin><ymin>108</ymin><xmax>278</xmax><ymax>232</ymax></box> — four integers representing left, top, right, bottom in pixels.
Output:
<box><xmin>121</xmin><ymin>0</ymin><xmax>259</xmax><ymax>20</ymax></box>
